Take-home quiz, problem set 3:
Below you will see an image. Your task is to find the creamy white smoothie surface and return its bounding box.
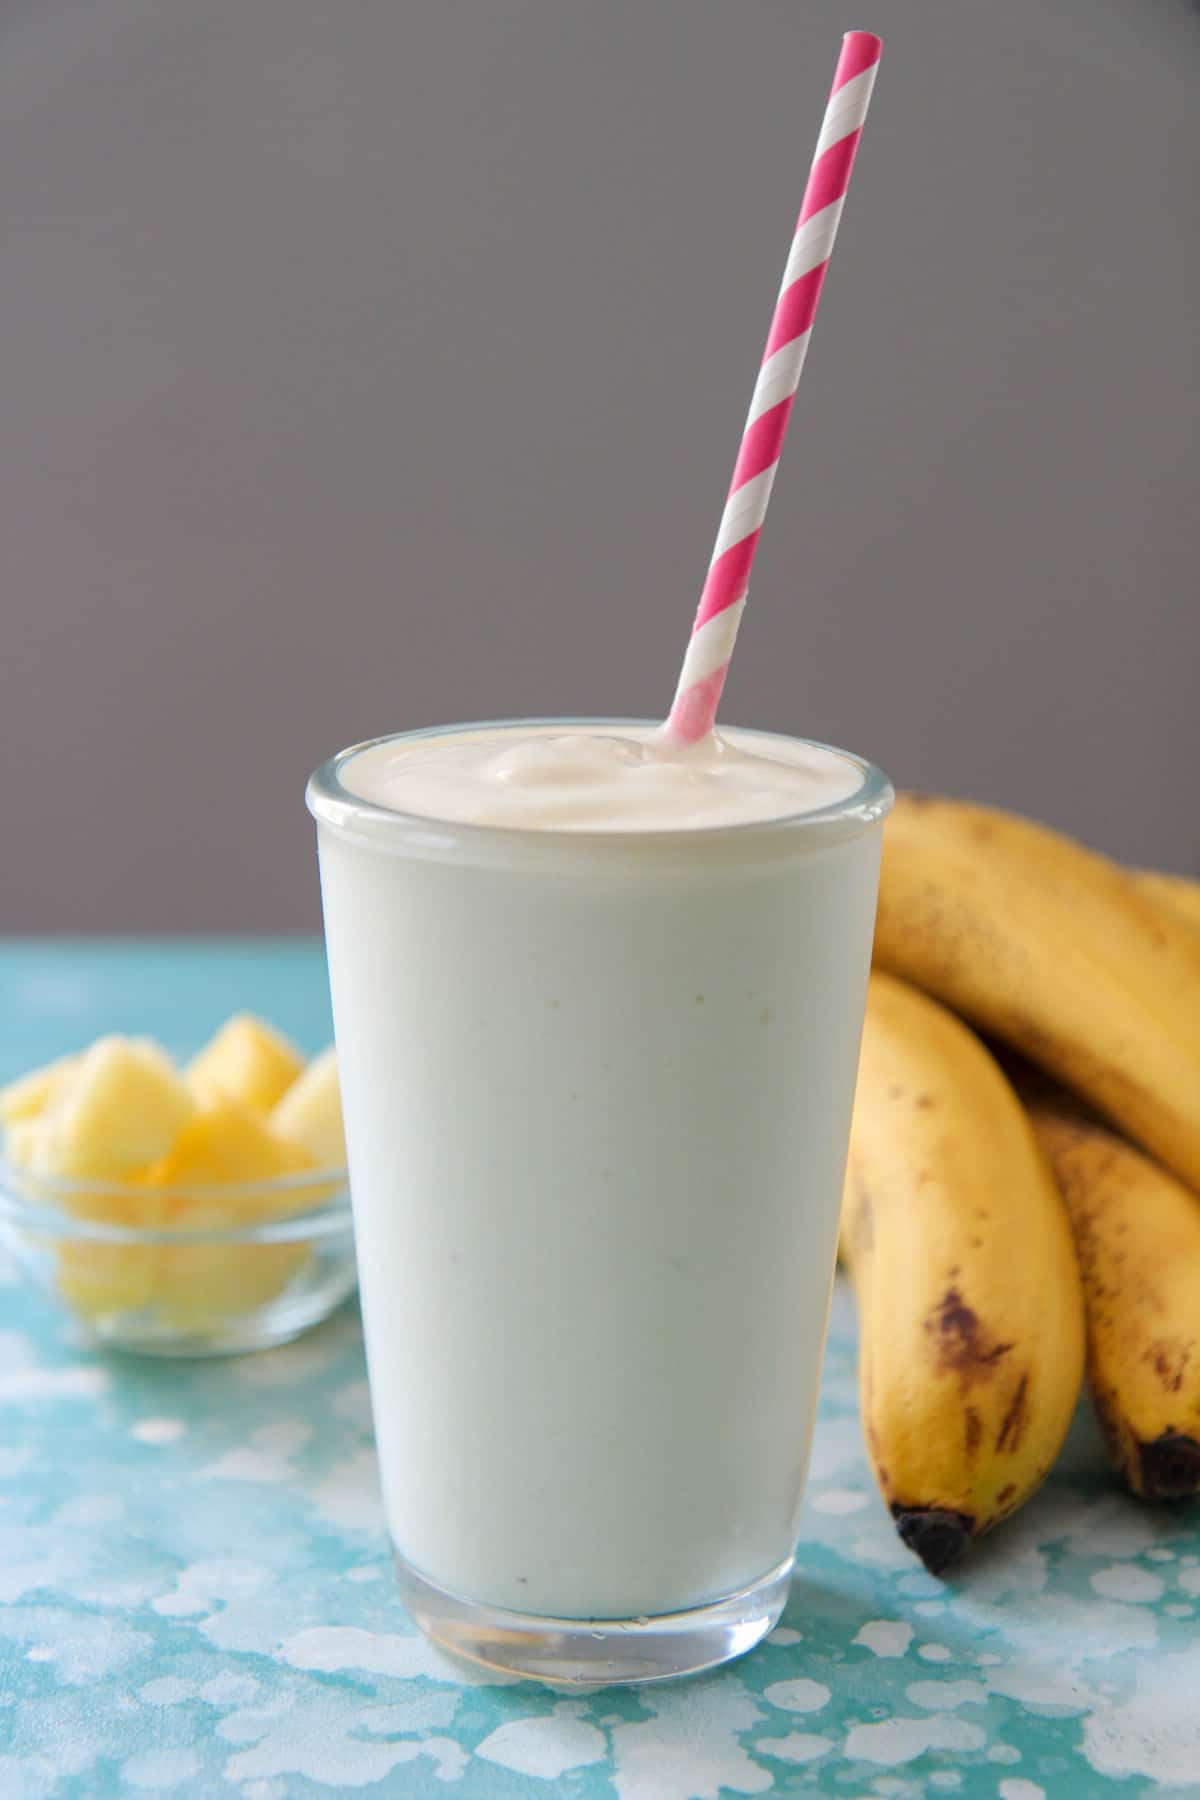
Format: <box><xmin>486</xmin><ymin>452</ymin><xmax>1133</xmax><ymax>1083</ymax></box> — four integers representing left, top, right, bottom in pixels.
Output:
<box><xmin>340</xmin><ymin>724</ymin><xmax>863</xmax><ymax>831</ymax></box>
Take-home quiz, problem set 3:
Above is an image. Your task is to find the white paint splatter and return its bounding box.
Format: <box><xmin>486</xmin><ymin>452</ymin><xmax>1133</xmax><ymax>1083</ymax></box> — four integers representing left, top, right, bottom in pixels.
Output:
<box><xmin>929</xmin><ymin>1774</ymin><xmax>962</xmax><ymax>1790</ymax></box>
<box><xmin>203</xmin><ymin>1419</ymin><xmax>312</xmax><ymax>1484</ymax></box>
<box><xmin>853</xmin><ymin>1621</ymin><xmax>912</xmax><ymax>1658</ymax></box>
<box><xmin>131</xmin><ymin>1418</ymin><xmax>185</xmax><ymax>1445</ymax></box>
<box><xmin>985</xmin><ymin>1665</ymin><xmax>1098</xmax><ymax>1715</ymax></box>
<box><xmin>610</xmin><ymin>1683</ymin><xmax>770</xmax><ymax>1800</ymax></box>
<box><xmin>1061</xmin><ymin>1494</ymin><xmax>1163</xmax><ymax>1561</ymax></box>
<box><xmin>987</xmin><ymin>1744</ymin><xmax>1022</xmax><ymax>1763</ymax></box>
<box><xmin>843</xmin><ymin>1714</ymin><xmax>987</xmax><ymax>1766</ymax></box>
<box><xmin>224</xmin><ymin>1722</ymin><xmax>450</xmax><ymax>1787</ymax></box>
<box><xmin>332</xmin><ymin>1380</ymin><xmax>373</xmax><ymax>1428</ymax></box>
<box><xmin>0</xmin><ymin>1364</ymin><xmax>108</xmax><ymax>1401</ymax></box>
<box><xmin>423</xmin><ymin>1737</ymin><xmax>468</xmax><ymax>1783</ymax></box>
<box><xmin>767</xmin><ymin>1626</ymin><xmax>802</xmax><ymax>1646</ymax></box>
<box><xmin>202</xmin><ymin>1673</ymin><xmax>261</xmax><ymax>1707</ymax></box>
<box><xmin>805</xmin><ymin>1410</ymin><xmax>866</xmax><ymax>1483</ymax></box>
<box><xmin>280</xmin><ymin>1624</ymin><xmax>516</xmax><ymax>1687</ymax></box>
<box><xmin>1145</xmin><ymin>1547</ymin><xmax>1174</xmax><ymax>1562</ymax></box>
<box><xmin>1177</xmin><ymin>1566</ymin><xmax>1200</xmax><ymax>1597</ymax></box>
<box><xmin>998</xmin><ymin>1781</ymin><xmax>1045</xmax><ymax>1800</ymax></box>
<box><xmin>6</xmin><ymin>1611</ymin><xmax>150</xmax><ymax>1684</ymax></box>
<box><xmin>0</xmin><ymin>1540</ymin><xmax>88</xmax><ymax>1606</ymax></box>
<box><xmin>912</xmin><ymin>1600</ymin><xmax>946</xmax><ymax>1617</ymax></box>
<box><xmin>810</xmin><ymin>1488</ymin><xmax>870</xmax><ymax>1515</ymax></box>
<box><xmin>916</xmin><ymin>1643</ymin><xmax>953</xmax><ymax>1663</ymax></box>
<box><xmin>138</xmin><ymin>1678</ymin><xmax>195</xmax><ymax>1708</ymax></box>
<box><xmin>1081</xmin><ymin>1650</ymin><xmax>1200</xmax><ymax>1785</ymax></box>
<box><xmin>763</xmin><ymin>1678</ymin><xmax>830</xmax><ymax>1714</ymax></box>
<box><xmin>122</xmin><ymin>1749</ymin><xmax>200</xmax><ymax>1791</ymax></box>
<box><xmin>1089</xmin><ymin>1565</ymin><xmax>1164</xmax><ymax>1604</ymax></box>
<box><xmin>904</xmin><ymin>1681</ymin><xmax>986</xmax><ymax>1711</ymax></box>
<box><xmin>233</xmin><ymin>1335</ymin><xmax>341</xmax><ymax>1388</ymax></box>
<box><xmin>152</xmin><ymin>1558</ymin><xmax>269</xmax><ymax>1619</ymax></box>
<box><xmin>1164</xmin><ymin>1603</ymin><xmax>1193</xmax><ymax>1618</ymax></box>
<box><xmin>754</xmin><ymin>1733</ymin><xmax>832</xmax><ymax>1764</ymax></box>
<box><xmin>476</xmin><ymin>1702</ymin><xmax>606</xmax><ymax>1779</ymax></box>
<box><xmin>354</xmin><ymin>1693</ymin><xmax>460</xmax><ymax>1735</ymax></box>
<box><xmin>52</xmin><ymin>1493</ymin><xmax>123</xmax><ymax>1528</ymax></box>
<box><xmin>307</xmin><ymin>1446</ymin><xmax>385</xmax><ymax>1531</ymax></box>
<box><xmin>897</xmin><ymin>1571</ymin><xmax>943</xmax><ymax>1597</ymax></box>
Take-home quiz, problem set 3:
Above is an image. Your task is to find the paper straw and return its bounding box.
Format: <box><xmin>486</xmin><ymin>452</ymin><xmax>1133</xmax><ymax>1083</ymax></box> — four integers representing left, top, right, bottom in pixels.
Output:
<box><xmin>665</xmin><ymin>31</ymin><xmax>882</xmax><ymax>744</ymax></box>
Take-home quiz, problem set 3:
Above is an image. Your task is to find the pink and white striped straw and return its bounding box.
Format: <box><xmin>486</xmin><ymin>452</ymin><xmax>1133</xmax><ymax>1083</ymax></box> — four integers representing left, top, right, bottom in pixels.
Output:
<box><xmin>665</xmin><ymin>31</ymin><xmax>882</xmax><ymax>743</ymax></box>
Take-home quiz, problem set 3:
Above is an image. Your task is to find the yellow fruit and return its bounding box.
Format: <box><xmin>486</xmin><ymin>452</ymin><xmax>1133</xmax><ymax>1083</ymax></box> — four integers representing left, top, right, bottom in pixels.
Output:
<box><xmin>872</xmin><ymin>794</ymin><xmax>1200</xmax><ymax>1192</ymax></box>
<box><xmin>53</xmin><ymin>1179</ymin><xmax>175</xmax><ymax>1319</ymax></box>
<box><xmin>1133</xmin><ymin>867</ymin><xmax>1200</xmax><ymax>934</ymax></box>
<box><xmin>270</xmin><ymin>1048</ymin><xmax>345</xmax><ymax>1169</ymax></box>
<box><xmin>147</xmin><ymin>1095</ymin><xmax>315</xmax><ymax>1329</ymax></box>
<box><xmin>36</xmin><ymin>1037</ymin><xmax>194</xmax><ymax>1182</ymax></box>
<box><xmin>0</xmin><ymin>1053</ymin><xmax>80</xmax><ymax>1125</ymax></box>
<box><xmin>5</xmin><ymin>1117</ymin><xmax>48</xmax><ymax>1170</ymax></box>
<box><xmin>841</xmin><ymin>972</ymin><xmax>1085</xmax><ymax>1573</ymax></box>
<box><xmin>185</xmin><ymin>1015</ymin><xmax>305</xmax><ymax>1113</ymax></box>
<box><xmin>149</xmin><ymin>1094</ymin><xmax>313</xmax><ymax>1191</ymax></box>
<box><xmin>1026</xmin><ymin>1087</ymin><xmax>1200</xmax><ymax>1500</ymax></box>
<box><xmin>57</xmin><ymin>1241</ymin><xmax>163</xmax><ymax>1318</ymax></box>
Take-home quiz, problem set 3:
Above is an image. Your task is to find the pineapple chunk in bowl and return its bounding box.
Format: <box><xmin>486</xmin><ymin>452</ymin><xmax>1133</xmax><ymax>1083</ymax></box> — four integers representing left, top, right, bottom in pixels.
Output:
<box><xmin>0</xmin><ymin>1020</ymin><xmax>355</xmax><ymax>1356</ymax></box>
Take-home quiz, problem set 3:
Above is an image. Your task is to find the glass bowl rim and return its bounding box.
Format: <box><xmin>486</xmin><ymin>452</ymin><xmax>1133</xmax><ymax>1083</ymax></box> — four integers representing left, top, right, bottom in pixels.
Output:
<box><xmin>0</xmin><ymin>1158</ymin><xmax>352</xmax><ymax>1245</ymax></box>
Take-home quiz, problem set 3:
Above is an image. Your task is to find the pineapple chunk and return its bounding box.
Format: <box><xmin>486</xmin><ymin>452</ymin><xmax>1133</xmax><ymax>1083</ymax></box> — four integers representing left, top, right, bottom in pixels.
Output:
<box><xmin>58</xmin><ymin>1240</ymin><xmax>164</xmax><ymax>1319</ymax></box>
<box><xmin>185</xmin><ymin>1015</ymin><xmax>305</xmax><ymax>1113</ymax></box>
<box><xmin>155</xmin><ymin>1237</ymin><xmax>309</xmax><ymax>1330</ymax></box>
<box><xmin>37</xmin><ymin>1038</ymin><xmax>194</xmax><ymax>1181</ymax></box>
<box><xmin>1</xmin><ymin>1053</ymin><xmax>80</xmax><ymax>1125</ymax></box>
<box><xmin>5</xmin><ymin>1116</ymin><xmax>48</xmax><ymax>1170</ymax></box>
<box><xmin>55</xmin><ymin>1183</ymin><xmax>174</xmax><ymax>1316</ymax></box>
<box><xmin>150</xmin><ymin>1094</ymin><xmax>314</xmax><ymax>1190</ymax></box>
<box><xmin>271</xmin><ymin>1048</ymin><xmax>345</xmax><ymax>1169</ymax></box>
<box><xmin>149</xmin><ymin>1095</ymin><xmax>315</xmax><ymax>1328</ymax></box>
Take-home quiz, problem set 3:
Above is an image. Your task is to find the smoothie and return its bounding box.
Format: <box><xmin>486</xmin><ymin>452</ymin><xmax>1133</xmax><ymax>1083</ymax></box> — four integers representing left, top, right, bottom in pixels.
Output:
<box><xmin>309</xmin><ymin>720</ymin><xmax>891</xmax><ymax>1677</ymax></box>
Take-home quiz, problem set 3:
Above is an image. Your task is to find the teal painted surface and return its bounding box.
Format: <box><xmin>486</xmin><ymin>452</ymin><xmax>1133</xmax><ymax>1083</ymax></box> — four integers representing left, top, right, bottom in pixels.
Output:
<box><xmin>0</xmin><ymin>940</ymin><xmax>1197</xmax><ymax>1799</ymax></box>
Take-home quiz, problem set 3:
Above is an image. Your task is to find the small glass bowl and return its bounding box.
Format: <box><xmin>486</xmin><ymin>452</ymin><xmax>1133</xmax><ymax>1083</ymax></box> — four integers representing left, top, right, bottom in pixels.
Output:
<box><xmin>0</xmin><ymin>1160</ymin><xmax>357</xmax><ymax>1357</ymax></box>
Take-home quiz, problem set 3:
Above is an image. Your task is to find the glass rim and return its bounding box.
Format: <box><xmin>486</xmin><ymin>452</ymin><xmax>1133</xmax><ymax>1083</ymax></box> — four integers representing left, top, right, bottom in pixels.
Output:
<box><xmin>306</xmin><ymin>717</ymin><xmax>894</xmax><ymax>856</ymax></box>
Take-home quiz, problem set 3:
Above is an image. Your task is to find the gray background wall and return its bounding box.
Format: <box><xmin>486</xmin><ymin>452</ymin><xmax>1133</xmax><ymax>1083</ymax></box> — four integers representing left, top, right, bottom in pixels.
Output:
<box><xmin>2</xmin><ymin>0</ymin><xmax>1196</xmax><ymax>931</ymax></box>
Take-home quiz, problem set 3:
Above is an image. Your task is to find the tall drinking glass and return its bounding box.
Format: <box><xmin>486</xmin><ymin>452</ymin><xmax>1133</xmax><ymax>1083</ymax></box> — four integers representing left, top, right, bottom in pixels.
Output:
<box><xmin>308</xmin><ymin>720</ymin><xmax>892</xmax><ymax>1684</ymax></box>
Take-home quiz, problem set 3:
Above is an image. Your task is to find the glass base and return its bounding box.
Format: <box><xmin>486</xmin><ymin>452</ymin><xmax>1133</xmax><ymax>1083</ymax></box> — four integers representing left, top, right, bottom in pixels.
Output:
<box><xmin>393</xmin><ymin>1550</ymin><xmax>793</xmax><ymax>1687</ymax></box>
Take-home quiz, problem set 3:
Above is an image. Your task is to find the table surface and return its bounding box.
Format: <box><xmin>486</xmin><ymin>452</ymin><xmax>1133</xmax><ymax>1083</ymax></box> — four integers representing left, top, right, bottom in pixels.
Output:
<box><xmin>0</xmin><ymin>940</ymin><xmax>1196</xmax><ymax>1800</ymax></box>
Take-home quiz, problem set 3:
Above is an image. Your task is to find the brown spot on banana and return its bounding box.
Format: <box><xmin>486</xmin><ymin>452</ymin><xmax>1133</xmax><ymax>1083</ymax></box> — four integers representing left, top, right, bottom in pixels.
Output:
<box><xmin>1144</xmin><ymin>1341</ymin><xmax>1193</xmax><ymax>1395</ymax></box>
<box><xmin>995</xmin><ymin>1374</ymin><xmax>1030</xmax><ymax>1453</ymax></box>
<box><xmin>964</xmin><ymin>1408</ymin><xmax>983</xmax><ymax>1457</ymax></box>
<box><xmin>924</xmin><ymin>1287</ymin><xmax>1014</xmax><ymax>1383</ymax></box>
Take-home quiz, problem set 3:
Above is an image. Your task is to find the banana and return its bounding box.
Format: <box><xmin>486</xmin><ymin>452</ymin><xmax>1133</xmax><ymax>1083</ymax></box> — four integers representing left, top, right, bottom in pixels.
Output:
<box><xmin>841</xmin><ymin>972</ymin><xmax>1085</xmax><ymax>1574</ymax></box>
<box><xmin>1133</xmin><ymin>867</ymin><xmax>1200</xmax><ymax>935</ymax></box>
<box><xmin>871</xmin><ymin>794</ymin><xmax>1200</xmax><ymax>1192</ymax></box>
<box><xmin>1023</xmin><ymin>1083</ymin><xmax>1200</xmax><ymax>1500</ymax></box>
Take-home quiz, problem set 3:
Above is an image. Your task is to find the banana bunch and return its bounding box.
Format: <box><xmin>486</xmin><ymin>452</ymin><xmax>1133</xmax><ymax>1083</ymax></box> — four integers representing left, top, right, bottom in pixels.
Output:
<box><xmin>842</xmin><ymin>794</ymin><xmax>1200</xmax><ymax>1571</ymax></box>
